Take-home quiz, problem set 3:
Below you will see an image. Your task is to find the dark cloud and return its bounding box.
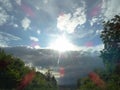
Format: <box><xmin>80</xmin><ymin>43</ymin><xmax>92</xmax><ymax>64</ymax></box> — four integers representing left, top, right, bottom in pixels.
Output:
<box><xmin>3</xmin><ymin>46</ymin><xmax>104</xmax><ymax>85</ymax></box>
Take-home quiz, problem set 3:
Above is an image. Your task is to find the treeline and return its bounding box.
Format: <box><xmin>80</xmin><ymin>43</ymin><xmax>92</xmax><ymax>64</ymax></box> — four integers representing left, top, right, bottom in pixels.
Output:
<box><xmin>77</xmin><ymin>15</ymin><xmax>120</xmax><ymax>90</ymax></box>
<box><xmin>0</xmin><ymin>49</ymin><xmax>58</xmax><ymax>90</ymax></box>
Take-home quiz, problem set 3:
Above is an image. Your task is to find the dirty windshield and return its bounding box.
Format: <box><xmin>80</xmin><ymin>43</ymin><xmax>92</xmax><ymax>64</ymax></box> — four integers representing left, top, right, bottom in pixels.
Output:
<box><xmin>0</xmin><ymin>0</ymin><xmax>120</xmax><ymax>90</ymax></box>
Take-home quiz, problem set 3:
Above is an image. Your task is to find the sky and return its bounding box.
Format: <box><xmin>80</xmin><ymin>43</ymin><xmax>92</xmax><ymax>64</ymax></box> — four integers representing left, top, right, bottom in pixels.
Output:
<box><xmin>0</xmin><ymin>0</ymin><xmax>120</xmax><ymax>50</ymax></box>
<box><xmin>0</xmin><ymin>0</ymin><xmax>120</xmax><ymax>85</ymax></box>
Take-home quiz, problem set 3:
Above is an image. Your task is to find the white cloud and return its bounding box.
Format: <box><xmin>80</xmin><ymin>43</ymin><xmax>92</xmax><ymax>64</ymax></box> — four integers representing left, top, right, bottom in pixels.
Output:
<box><xmin>25</xmin><ymin>63</ymin><xmax>33</xmax><ymax>68</ymax></box>
<box><xmin>27</xmin><ymin>45</ymin><xmax>41</xmax><ymax>49</ymax></box>
<box><xmin>96</xmin><ymin>29</ymin><xmax>103</xmax><ymax>35</ymax></box>
<box><xmin>36</xmin><ymin>67</ymin><xmax>60</xmax><ymax>78</ymax></box>
<box><xmin>72</xmin><ymin>29</ymin><xmax>94</xmax><ymax>39</ymax></box>
<box><xmin>44</xmin><ymin>0</ymin><xmax>49</xmax><ymax>4</ymax></box>
<box><xmin>90</xmin><ymin>17</ymin><xmax>98</xmax><ymax>26</ymax></box>
<box><xmin>30</xmin><ymin>36</ymin><xmax>39</xmax><ymax>42</ymax></box>
<box><xmin>0</xmin><ymin>37</ymin><xmax>8</xmax><ymax>47</ymax></box>
<box><xmin>34</xmin><ymin>45</ymin><xmax>41</xmax><ymax>49</ymax></box>
<box><xmin>0</xmin><ymin>32</ymin><xmax>21</xmax><ymax>41</ymax></box>
<box><xmin>21</xmin><ymin>17</ymin><xmax>31</xmax><ymax>30</ymax></box>
<box><xmin>94</xmin><ymin>44</ymin><xmax>104</xmax><ymax>51</ymax></box>
<box><xmin>0</xmin><ymin>43</ymin><xmax>8</xmax><ymax>47</ymax></box>
<box><xmin>15</xmin><ymin>0</ymin><xmax>21</xmax><ymax>5</ymax></box>
<box><xmin>89</xmin><ymin>0</ymin><xmax>120</xmax><ymax>26</ymax></box>
<box><xmin>76</xmin><ymin>44</ymin><xmax>104</xmax><ymax>53</ymax></box>
<box><xmin>66</xmin><ymin>43</ymin><xmax>104</xmax><ymax>53</ymax></box>
<box><xmin>37</xmin><ymin>30</ymin><xmax>41</xmax><ymax>34</ymax></box>
<box><xmin>0</xmin><ymin>7</ymin><xmax>9</xmax><ymax>25</ymax></box>
<box><xmin>0</xmin><ymin>0</ymin><xmax>13</xmax><ymax>11</ymax></box>
<box><xmin>102</xmin><ymin>0</ymin><xmax>120</xmax><ymax>20</ymax></box>
<box><xmin>57</xmin><ymin>5</ymin><xmax>86</xmax><ymax>33</ymax></box>
<box><xmin>0</xmin><ymin>32</ymin><xmax>21</xmax><ymax>47</ymax></box>
<box><xmin>48</xmin><ymin>37</ymin><xmax>103</xmax><ymax>53</ymax></box>
<box><xmin>13</xmin><ymin>24</ymin><xmax>18</xmax><ymax>28</ymax></box>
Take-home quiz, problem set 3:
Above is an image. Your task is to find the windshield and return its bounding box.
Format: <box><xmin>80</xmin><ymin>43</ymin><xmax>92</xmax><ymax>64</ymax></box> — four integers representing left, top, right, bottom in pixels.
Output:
<box><xmin>0</xmin><ymin>0</ymin><xmax>120</xmax><ymax>90</ymax></box>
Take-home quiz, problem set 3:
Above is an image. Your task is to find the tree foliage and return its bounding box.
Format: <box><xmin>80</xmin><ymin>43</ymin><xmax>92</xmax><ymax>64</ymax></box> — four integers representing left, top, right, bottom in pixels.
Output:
<box><xmin>77</xmin><ymin>15</ymin><xmax>120</xmax><ymax>90</ymax></box>
<box><xmin>100</xmin><ymin>15</ymin><xmax>120</xmax><ymax>72</ymax></box>
<box><xmin>77</xmin><ymin>72</ymin><xmax>120</xmax><ymax>90</ymax></box>
<box><xmin>24</xmin><ymin>71</ymin><xmax>57</xmax><ymax>90</ymax></box>
<box><xmin>77</xmin><ymin>77</ymin><xmax>101</xmax><ymax>90</ymax></box>
<box><xmin>0</xmin><ymin>49</ymin><xmax>58</xmax><ymax>90</ymax></box>
<box><xmin>0</xmin><ymin>49</ymin><xmax>29</xmax><ymax>89</ymax></box>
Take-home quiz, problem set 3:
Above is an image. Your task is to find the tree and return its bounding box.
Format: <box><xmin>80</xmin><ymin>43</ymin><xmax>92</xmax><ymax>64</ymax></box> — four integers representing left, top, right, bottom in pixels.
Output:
<box><xmin>77</xmin><ymin>15</ymin><xmax>120</xmax><ymax>90</ymax></box>
<box><xmin>100</xmin><ymin>15</ymin><xmax>120</xmax><ymax>72</ymax></box>
<box><xmin>0</xmin><ymin>49</ymin><xmax>30</xmax><ymax>89</ymax></box>
<box><xmin>45</xmin><ymin>68</ymin><xmax>52</xmax><ymax>81</ymax></box>
<box><xmin>24</xmin><ymin>71</ymin><xmax>57</xmax><ymax>90</ymax></box>
<box><xmin>0</xmin><ymin>49</ymin><xmax>58</xmax><ymax>90</ymax></box>
<box><xmin>77</xmin><ymin>77</ymin><xmax>101</xmax><ymax>90</ymax></box>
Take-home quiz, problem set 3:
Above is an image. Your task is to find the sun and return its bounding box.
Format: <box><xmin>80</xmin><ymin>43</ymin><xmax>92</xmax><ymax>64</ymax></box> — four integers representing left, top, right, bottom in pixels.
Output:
<box><xmin>49</xmin><ymin>35</ymin><xmax>75</xmax><ymax>52</ymax></box>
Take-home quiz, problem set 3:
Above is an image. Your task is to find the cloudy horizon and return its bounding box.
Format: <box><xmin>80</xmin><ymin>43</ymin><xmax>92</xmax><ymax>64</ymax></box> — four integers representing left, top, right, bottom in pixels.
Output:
<box><xmin>3</xmin><ymin>46</ymin><xmax>104</xmax><ymax>85</ymax></box>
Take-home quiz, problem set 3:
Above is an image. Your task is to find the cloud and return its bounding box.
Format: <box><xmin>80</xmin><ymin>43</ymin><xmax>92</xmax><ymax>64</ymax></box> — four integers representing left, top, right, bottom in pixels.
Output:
<box><xmin>75</xmin><ymin>44</ymin><xmax>104</xmax><ymax>54</ymax></box>
<box><xmin>102</xmin><ymin>0</ymin><xmax>120</xmax><ymax>20</ymax></box>
<box><xmin>73</xmin><ymin>29</ymin><xmax>94</xmax><ymax>39</ymax></box>
<box><xmin>13</xmin><ymin>24</ymin><xmax>19</xmax><ymax>28</ymax></box>
<box><xmin>34</xmin><ymin>45</ymin><xmax>41</xmax><ymax>49</ymax></box>
<box><xmin>44</xmin><ymin>0</ymin><xmax>49</xmax><ymax>4</ymax></box>
<box><xmin>35</xmin><ymin>66</ymin><xmax>61</xmax><ymax>78</ymax></box>
<box><xmin>15</xmin><ymin>0</ymin><xmax>21</xmax><ymax>5</ymax></box>
<box><xmin>0</xmin><ymin>32</ymin><xmax>21</xmax><ymax>41</ymax></box>
<box><xmin>0</xmin><ymin>0</ymin><xmax>14</xmax><ymax>25</ymax></box>
<box><xmin>3</xmin><ymin>46</ymin><xmax>104</xmax><ymax>85</ymax></box>
<box><xmin>0</xmin><ymin>39</ymin><xmax>8</xmax><ymax>47</ymax></box>
<box><xmin>29</xmin><ymin>36</ymin><xmax>40</xmax><ymax>49</ymax></box>
<box><xmin>21</xmin><ymin>17</ymin><xmax>31</xmax><ymax>30</ymax></box>
<box><xmin>88</xmin><ymin>0</ymin><xmax>120</xmax><ymax>27</ymax></box>
<box><xmin>37</xmin><ymin>30</ymin><xmax>41</xmax><ymax>34</ymax></box>
<box><xmin>48</xmin><ymin>35</ymin><xmax>82</xmax><ymax>52</ymax></box>
<box><xmin>0</xmin><ymin>0</ymin><xmax>13</xmax><ymax>11</ymax></box>
<box><xmin>0</xmin><ymin>32</ymin><xmax>21</xmax><ymax>47</ymax></box>
<box><xmin>30</xmin><ymin>36</ymin><xmax>39</xmax><ymax>42</ymax></box>
<box><xmin>58</xmin><ymin>55</ymin><xmax>104</xmax><ymax>85</ymax></box>
<box><xmin>57</xmin><ymin>6</ymin><xmax>86</xmax><ymax>33</ymax></box>
<box><xmin>0</xmin><ymin>7</ymin><xmax>9</xmax><ymax>26</ymax></box>
<box><xmin>90</xmin><ymin>17</ymin><xmax>98</xmax><ymax>26</ymax></box>
<box><xmin>95</xmin><ymin>29</ymin><xmax>103</xmax><ymax>35</ymax></box>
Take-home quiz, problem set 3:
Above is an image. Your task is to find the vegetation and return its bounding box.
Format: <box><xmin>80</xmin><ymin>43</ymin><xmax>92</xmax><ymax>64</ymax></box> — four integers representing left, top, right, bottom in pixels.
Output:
<box><xmin>0</xmin><ymin>49</ymin><xmax>58</xmax><ymax>90</ymax></box>
<box><xmin>77</xmin><ymin>70</ymin><xmax>120</xmax><ymax>90</ymax></box>
<box><xmin>77</xmin><ymin>15</ymin><xmax>120</xmax><ymax>90</ymax></box>
<box><xmin>100</xmin><ymin>15</ymin><xmax>120</xmax><ymax>72</ymax></box>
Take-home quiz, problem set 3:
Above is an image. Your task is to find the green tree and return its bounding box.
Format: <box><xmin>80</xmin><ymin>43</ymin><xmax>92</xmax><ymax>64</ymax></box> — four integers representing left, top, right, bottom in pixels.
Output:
<box><xmin>77</xmin><ymin>15</ymin><xmax>120</xmax><ymax>90</ymax></box>
<box><xmin>25</xmin><ymin>71</ymin><xmax>58</xmax><ymax>90</ymax></box>
<box><xmin>100</xmin><ymin>15</ymin><xmax>120</xmax><ymax>72</ymax></box>
<box><xmin>77</xmin><ymin>77</ymin><xmax>101</xmax><ymax>90</ymax></box>
<box><xmin>0</xmin><ymin>49</ymin><xmax>58</xmax><ymax>90</ymax></box>
<box><xmin>0</xmin><ymin>49</ymin><xmax>57</xmax><ymax>90</ymax></box>
<box><xmin>0</xmin><ymin>49</ymin><xmax>31</xmax><ymax>89</ymax></box>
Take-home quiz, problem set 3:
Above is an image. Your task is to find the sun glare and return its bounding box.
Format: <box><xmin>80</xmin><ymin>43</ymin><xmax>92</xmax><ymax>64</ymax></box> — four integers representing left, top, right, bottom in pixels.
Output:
<box><xmin>49</xmin><ymin>35</ymin><xmax>76</xmax><ymax>52</ymax></box>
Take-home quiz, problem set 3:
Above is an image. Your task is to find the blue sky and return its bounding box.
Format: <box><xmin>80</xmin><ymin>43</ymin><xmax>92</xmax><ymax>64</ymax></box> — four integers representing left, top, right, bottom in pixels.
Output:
<box><xmin>0</xmin><ymin>0</ymin><xmax>120</xmax><ymax>51</ymax></box>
